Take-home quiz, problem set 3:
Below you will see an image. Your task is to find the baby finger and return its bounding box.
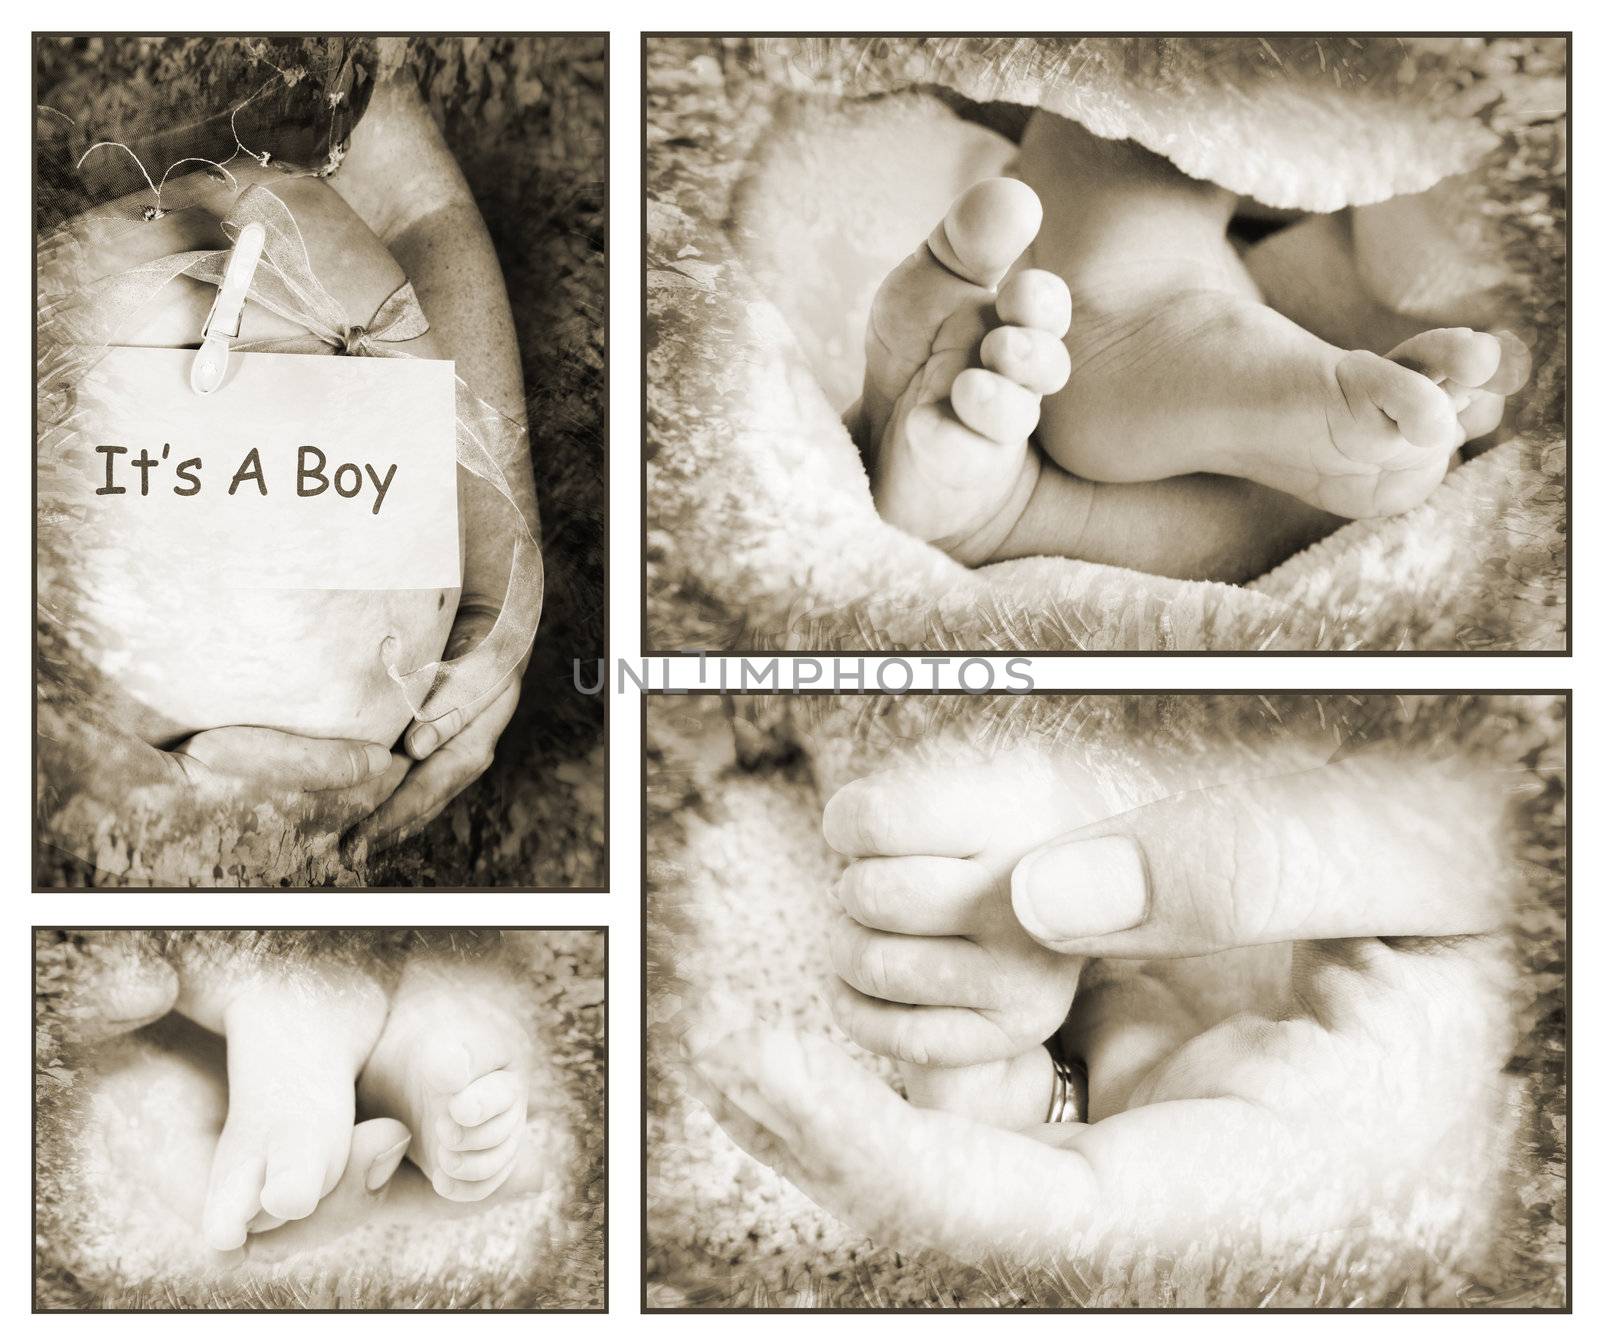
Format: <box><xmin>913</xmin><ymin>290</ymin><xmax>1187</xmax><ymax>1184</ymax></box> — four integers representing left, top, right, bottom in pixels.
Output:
<box><xmin>835</xmin><ymin>855</ymin><xmax>994</xmax><ymax>936</ymax></box>
<box><xmin>827</xmin><ymin>979</ymin><xmax>1019</xmax><ymax>1067</ymax></box>
<box><xmin>829</xmin><ymin>919</ymin><xmax>1001</xmax><ymax>1007</ymax></box>
<box><xmin>437</xmin><ymin>1137</ymin><xmax>519</xmax><ymax>1183</ymax></box>
<box><xmin>448</xmin><ymin>1068</ymin><xmax>523</xmax><ymax>1128</ymax></box>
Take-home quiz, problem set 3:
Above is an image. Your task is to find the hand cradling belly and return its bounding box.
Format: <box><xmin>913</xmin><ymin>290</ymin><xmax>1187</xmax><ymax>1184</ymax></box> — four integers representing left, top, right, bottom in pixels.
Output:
<box><xmin>41</xmin><ymin>168</ymin><xmax>461</xmax><ymax>746</ymax></box>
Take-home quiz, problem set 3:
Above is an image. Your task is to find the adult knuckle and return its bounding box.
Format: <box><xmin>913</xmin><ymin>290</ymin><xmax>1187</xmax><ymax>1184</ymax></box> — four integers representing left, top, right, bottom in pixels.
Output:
<box><xmin>1228</xmin><ymin>806</ymin><xmax>1318</xmax><ymax>943</ymax></box>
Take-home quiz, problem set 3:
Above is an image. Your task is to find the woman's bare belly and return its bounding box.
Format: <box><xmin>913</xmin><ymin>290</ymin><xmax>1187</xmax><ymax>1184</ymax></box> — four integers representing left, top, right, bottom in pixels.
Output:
<box><xmin>43</xmin><ymin>165</ymin><xmax>460</xmax><ymax>748</ymax></box>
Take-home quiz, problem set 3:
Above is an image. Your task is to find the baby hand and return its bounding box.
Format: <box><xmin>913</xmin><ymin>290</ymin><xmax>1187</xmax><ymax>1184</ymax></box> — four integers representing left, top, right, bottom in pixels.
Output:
<box><xmin>822</xmin><ymin>758</ymin><xmax>1088</xmax><ymax>1127</ymax></box>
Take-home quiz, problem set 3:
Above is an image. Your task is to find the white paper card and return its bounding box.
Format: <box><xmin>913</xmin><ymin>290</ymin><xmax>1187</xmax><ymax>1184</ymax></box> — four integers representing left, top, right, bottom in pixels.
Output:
<box><xmin>70</xmin><ymin>347</ymin><xmax>460</xmax><ymax>591</ymax></box>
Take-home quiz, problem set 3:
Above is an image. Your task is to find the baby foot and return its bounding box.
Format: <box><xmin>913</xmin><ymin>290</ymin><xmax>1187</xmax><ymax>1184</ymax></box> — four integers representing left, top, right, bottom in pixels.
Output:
<box><xmin>1309</xmin><ymin>326</ymin><xmax>1532</xmax><ymax>517</ymax></box>
<box><xmin>855</xmin><ymin>178</ymin><xmax>1072</xmax><ymax>564</ymax></box>
<box><xmin>356</xmin><ymin>963</ymin><xmax>532</xmax><ymax>1202</ymax></box>
<box><xmin>1041</xmin><ymin>282</ymin><xmax>1531</xmax><ymax>520</ymax></box>
<box><xmin>200</xmin><ymin>977</ymin><xmax>388</xmax><ymax>1251</ymax></box>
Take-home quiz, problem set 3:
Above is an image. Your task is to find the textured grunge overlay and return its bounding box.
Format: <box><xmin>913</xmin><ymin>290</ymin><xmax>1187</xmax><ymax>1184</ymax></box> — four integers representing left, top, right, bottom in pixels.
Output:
<box><xmin>36</xmin><ymin>36</ymin><xmax>605</xmax><ymax>887</ymax></box>
<box><xmin>645</xmin><ymin>36</ymin><xmax>1566</xmax><ymax>652</ymax></box>
<box><xmin>36</xmin><ymin>929</ymin><xmax>605</xmax><ymax>1309</ymax></box>
<box><xmin>646</xmin><ymin>693</ymin><xmax>1566</xmax><ymax>1308</ymax></box>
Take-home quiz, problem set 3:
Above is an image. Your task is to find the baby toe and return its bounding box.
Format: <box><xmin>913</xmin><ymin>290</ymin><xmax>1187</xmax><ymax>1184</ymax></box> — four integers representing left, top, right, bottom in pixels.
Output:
<box><xmin>1387</xmin><ymin>327</ymin><xmax>1503</xmax><ymax>390</ymax></box>
<box><xmin>1484</xmin><ymin>330</ymin><xmax>1533</xmax><ymax>395</ymax></box>
<box><xmin>246</xmin><ymin>1208</ymin><xmax>288</xmax><ymax>1234</ymax></box>
<box><xmin>438</xmin><ymin>1102</ymin><xmax>524</xmax><ymax>1152</ymax></box>
<box><xmin>995</xmin><ymin>268</ymin><xmax>1070</xmax><ymax>339</ymax></box>
<box><xmin>430</xmin><ymin>1161</ymin><xmax>516</xmax><ymax>1204</ymax></box>
<box><xmin>448</xmin><ymin>1068</ymin><xmax>522</xmax><ymax>1128</ymax></box>
<box><xmin>1458</xmin><ymin>391</ymin><xmax>1507</xmax><ymax>442</ymax></box>
<box><xmin>259</xmin><ymin>1171</ymin><xmax>324</xmax><ymax>1222</ymax></box>
<box><xmin>1370</xmin><ymin>460</ymin><xmax>1450</xmax><ymax>515</ymax></box>
<box><xmin>950</xmin><ymin>367</ymin><xmax>1041</xmax><ymax>444</ymax></box>
<box><xmin>979</xmin><ymin>325</ymin><xmax>1070</xmax><ymax>396</ymax></box>
<box><xmin>931</xmin><ymin>178</ymin><xmax>1044</xmax><ymax>288</ymax></box>
<box><xmin>437</xmin><ymin>1136</ymin><xmax>518</xmax><ymax>1183</ymax></box>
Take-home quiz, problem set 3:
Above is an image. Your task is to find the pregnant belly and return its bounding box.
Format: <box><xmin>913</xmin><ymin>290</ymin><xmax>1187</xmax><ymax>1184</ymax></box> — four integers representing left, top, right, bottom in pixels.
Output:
<box><xmin>70</xmin><ymin>576</ymin><xmax>456</xmax><ymax>748</ymax></box>
<box><xmin>43</xmin><ymin>168</ymin><xmax>459</xmax><ymax>748</ymax></box>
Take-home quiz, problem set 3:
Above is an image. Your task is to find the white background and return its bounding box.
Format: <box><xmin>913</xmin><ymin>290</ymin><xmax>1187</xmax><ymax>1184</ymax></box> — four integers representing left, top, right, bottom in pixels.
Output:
<box><xmin>8</xmin><ymin>3</ymin><xmax>1588</xmax><ymax>1336</ymax></box>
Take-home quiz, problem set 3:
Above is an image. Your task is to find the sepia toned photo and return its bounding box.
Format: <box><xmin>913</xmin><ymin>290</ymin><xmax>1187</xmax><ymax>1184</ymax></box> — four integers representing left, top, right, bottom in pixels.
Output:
<box><xmin>646</xmin><ymin>36</ymin><xmax>1567</xmax><ymax>653</ymax></box>
<box><xmin>646</xmin><ymin>691</ymin><xmax>1567</xmax><ymax>1308</ymax></box>
<box><xmin>17</xmin><ymin>18</ymin><xmax>1582</xmax><ymax>1328</ymax></box>
<box><xmin>35</xmin><ymin>35</ymin><xmax>607</xmax><ymax>888</ymax></box>
<box><xmin>35</xmin><ymin>928</ymin><xmax>606</xmax><ymax>1310</ymax></box>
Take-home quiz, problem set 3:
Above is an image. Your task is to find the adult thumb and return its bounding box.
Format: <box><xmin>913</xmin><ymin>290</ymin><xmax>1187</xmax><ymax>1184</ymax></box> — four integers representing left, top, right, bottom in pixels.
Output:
<box><xmin>1009</xmin><ymin>755</ymin><xmax>1511</xmax><ymax>958</ymax></box>
<box><xmin>176</xmin><ymin>726</ymin><xmax>393</xmax><ymax>792</ymax></box>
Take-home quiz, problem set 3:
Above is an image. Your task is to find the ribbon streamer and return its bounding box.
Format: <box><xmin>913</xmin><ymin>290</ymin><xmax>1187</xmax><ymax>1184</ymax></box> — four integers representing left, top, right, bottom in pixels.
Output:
<box><xmin>74</xmin><ymin>183</ymin><xmax>543</xmax><ymax>725</ymax></box>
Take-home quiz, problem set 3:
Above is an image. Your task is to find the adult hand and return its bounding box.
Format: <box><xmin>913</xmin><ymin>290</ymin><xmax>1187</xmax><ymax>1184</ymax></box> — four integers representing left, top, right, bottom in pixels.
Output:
<box><xmin>687</xmin><ymin>753</ymin><xmax>1517</xmax><ymax>1269</ymax></box>
<box><xmin>142</xmin><ymin>726</ymin><xmax>408</xmax><ymax>883</ymax></box>
<box><xmin>170</xmin><ymin>726</ymin><xmax>404</xmax><ymax>811</ymax></box>
<box><xmin>346</xmin><ymin>607</ymin><xmax>523</xmax><ymax>857</ymax></box>
<box><xmin>36</xmin><ymin>710</ymin><xmax>407</xmax><ymax>885</ymax></box>
<box><xmin>334</xmin><ymin>75</ymin><xmax>537</xmax><ymax>861</ymax></box>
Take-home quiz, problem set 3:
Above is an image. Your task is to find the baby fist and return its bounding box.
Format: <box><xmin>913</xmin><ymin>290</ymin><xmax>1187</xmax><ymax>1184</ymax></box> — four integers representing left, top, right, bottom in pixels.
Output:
<box><xmin>822</xmin><ymin>758</ymin><xmax>1088</xmax><ymax>1068</ymax></box>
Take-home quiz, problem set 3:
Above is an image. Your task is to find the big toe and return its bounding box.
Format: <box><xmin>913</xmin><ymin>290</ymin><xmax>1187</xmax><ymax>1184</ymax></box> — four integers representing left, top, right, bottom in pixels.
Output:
<box><xmin>1387</xmin><ymin>327</ymin><xmax>1504</xmax><ymax>390</ymax></box>
<box><xmin>259</xmin><ymin>1132</ymin><xmax>339</xmax><ymax>1221</ymax></box>
<box><xmin>1484</xmin><ymin>329</ymin><xmax>1534</xmax><ymax>395</ymax></box>
<box><xmin>930</xmin><ymin>178</ymin><xmax>1044</xmax><ymax>288</ymax></box>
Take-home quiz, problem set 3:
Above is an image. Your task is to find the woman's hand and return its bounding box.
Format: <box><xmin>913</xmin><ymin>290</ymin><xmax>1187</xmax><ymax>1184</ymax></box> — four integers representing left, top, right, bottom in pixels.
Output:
<box><xmin>344</xmin><ymin>606</ymin><xmax>523</xmax><ymax>857</ymax></box>
<box><xmin>39</xmin><ymin>715</ymin><xmax>408</xmax><ymax>885</ymax></box>
<box><xmin>331</xmin><ymin>75</ymin><xmax>537</xmax><ymax>857</ymax></box>
<box><xmin>170</xmin><ymin>726</ymin><xmax>409</xmax><ymax>882</ymax></box>
<box><xmin>686</xmin><ymin>752</ymin><xmax>1518</xmax><ymax>1273</ymax></box>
